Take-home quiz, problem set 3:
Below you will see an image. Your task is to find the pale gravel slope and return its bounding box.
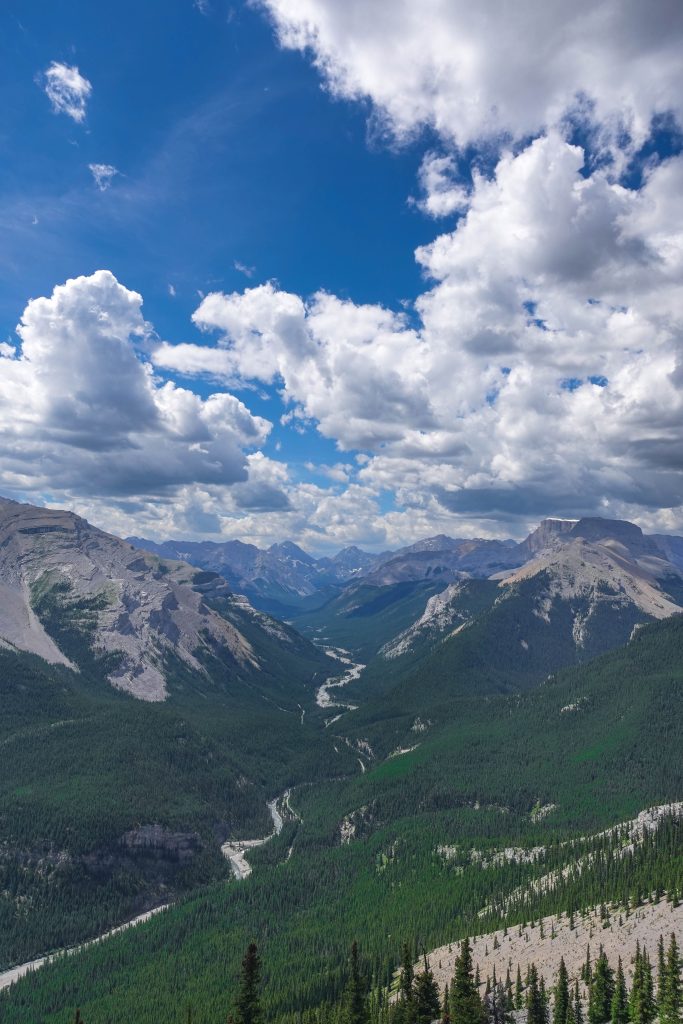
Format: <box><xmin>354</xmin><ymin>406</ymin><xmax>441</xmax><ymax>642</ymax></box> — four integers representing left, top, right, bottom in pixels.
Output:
<box><xmin>428</xmin><ymin>898</ymin><xmax>683</xmax><ymax>999</ymax></box>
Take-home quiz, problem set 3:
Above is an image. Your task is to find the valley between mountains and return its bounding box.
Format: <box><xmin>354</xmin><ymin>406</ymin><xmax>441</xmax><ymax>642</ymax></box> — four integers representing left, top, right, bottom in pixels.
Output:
<box><xmin>0</xmin><ymin>497</ymin><xmax>681</xmax><ymax>1023</ymax></box>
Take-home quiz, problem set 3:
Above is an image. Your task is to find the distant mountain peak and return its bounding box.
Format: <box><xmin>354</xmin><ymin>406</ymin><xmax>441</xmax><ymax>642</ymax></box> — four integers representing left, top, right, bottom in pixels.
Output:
<box><xmin>268</xmin><ymin>540</ymin><xmax>316</xmax><ymax>564</ymax></box>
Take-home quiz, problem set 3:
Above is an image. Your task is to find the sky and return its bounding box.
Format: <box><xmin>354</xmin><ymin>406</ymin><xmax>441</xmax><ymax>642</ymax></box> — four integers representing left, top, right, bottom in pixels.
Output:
<box><xmin>1</xmin><ymin>0</ymin><xmax>683</xmax><ymax>552</ymax></box>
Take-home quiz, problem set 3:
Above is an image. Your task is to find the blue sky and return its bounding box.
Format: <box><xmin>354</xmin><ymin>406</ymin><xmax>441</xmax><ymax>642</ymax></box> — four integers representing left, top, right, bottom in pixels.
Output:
<box><xmin>1</xmin><ymin>1</ymin><xmax>683</xmax><ymax>551</ymax></box>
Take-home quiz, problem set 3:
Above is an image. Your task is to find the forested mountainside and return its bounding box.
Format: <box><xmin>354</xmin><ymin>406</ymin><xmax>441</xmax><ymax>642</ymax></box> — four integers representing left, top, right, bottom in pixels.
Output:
<box><xmin>0</xmin><ymin>498</ymin><xmax>360</xmax><ymax>971</ymax></box>
<box><xmin>2</xmin><ymin>611</ymin><xmax>681</xmax><ymax>1024</ymax></box>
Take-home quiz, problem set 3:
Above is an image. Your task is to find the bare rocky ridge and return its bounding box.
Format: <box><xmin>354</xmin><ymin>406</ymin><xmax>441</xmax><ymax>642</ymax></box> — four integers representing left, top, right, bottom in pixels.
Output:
<box><xmin>0</xmin><ymin>497</ymin><xmax>261</xmax><ymax>701</ymax></box>
<box><xmin>499</xmin><ymin>536</ymin><xmax>681</xmax><ymax>626</ymax></box>
<box><xmin>381</xmin><ymin>518</ymin><xmax>683</xmax><ymax>661</ymax></box>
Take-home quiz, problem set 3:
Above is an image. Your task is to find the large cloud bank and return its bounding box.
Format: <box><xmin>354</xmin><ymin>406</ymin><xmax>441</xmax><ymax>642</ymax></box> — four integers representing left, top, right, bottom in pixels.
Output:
<box><xmin>155</xmin><ymin>130</ymin><xmax>683</xmax><ymax>533</ymax></box>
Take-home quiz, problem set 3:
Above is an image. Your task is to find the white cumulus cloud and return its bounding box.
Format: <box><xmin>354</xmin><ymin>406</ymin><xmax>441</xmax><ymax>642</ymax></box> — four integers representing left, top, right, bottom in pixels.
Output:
<box><xmin>257</xmin><ymin>0</ymin><xmax>683</xmax><ymax>151</ymax></box>
<box><xmin>0</xmin><ymin>272</ymin><xmax>275</xmax><ymax>530</ymax></box>
<box><xmin>152</xmin><ymin>133</ymin><xmax>683</xmax><ymax>531</ymax></box>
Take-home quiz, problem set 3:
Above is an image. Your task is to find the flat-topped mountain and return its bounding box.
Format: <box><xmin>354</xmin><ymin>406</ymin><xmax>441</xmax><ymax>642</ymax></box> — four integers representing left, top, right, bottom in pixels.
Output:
<box><xmin>375</xmin><ymin>516</ymin><xmax>683</xmax><ymax>699</ymax></box>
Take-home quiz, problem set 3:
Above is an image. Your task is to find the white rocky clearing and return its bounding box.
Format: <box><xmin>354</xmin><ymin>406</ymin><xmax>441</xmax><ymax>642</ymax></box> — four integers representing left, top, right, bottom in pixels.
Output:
<box><xmin>427</xmin><ymin>897</ymin><xmax>683</xmax><ymax>999</ymax></box>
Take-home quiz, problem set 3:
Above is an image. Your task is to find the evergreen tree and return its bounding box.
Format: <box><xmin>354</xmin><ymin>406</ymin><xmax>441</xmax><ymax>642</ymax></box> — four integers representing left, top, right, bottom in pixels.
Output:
<box><xmin>589</xmin><ymin>949</ymin><xmax>614</xmax><ymax>1024</ymax></box>
<box><xmin>660</xmin><ymin>933</ymin><xmax>682</xmax><ymax>1024</ymax></box>
<box><xmin>415</xmin><ymin>957</ymin><xmax>441</xmax><ymax>1024</ymax></box>
<box><xmin>394</xmin><ymin>943</ymin><xmax>416</xmax><ymax>1024</ymax></box>
<box><xmin>235</xmin><ymin>943</ymin><xmax>262</xmax><ymax>1024</ymax></box>
<box><xmin>486</xmin><ymin>983</ymin><xmax>514</xmax><ymax>1024</ymax></box>
<box><xmin>541</xmin><ymin>978</ymin><xmax>550</xmax><ymax>1024</ymax></box>
<box><xmin>344</xmin><ymin>943</ymin><xmax>370</xmax><ymax>1024</ymax></box>
<box><xmin>629</xmin><ymin>945</ymin><xmax>656</xmax><ymax>1024</ymax></box>
<box><xmin>515</xmin><ymin>967</ymin><xmax>524</xmax><ymax>1011</ymax></box>
<box><xmin>527</xmin><ymin>965</ymin><xmax>545</xmax><ymax>1024</ymax></box>
<box><xmin>611</xmin><ymin>958</ymin><xmax>628</xmax><ymax>1024</ymax></box>
<box><xmin>566</xmin><ymin>998</ymin><xmax>576</xmax><ymax>1024</ymax></box>
<box><xmin>443</xmin><ymin>982</ymin><xmax>451</xmax><ymax>1024</ymax></box>
<box><xmin>400</xmin><ymin>943</ymin><xmax>416</xmax><ymax>1005</ymax></box>
<box><xmin>582</xmin><ymin>948</ymin><xmax>593</xmax><ymax>987</ymax></box>
<box><xmin>574</xmin><ymin>982</ymin><xmax>584</xmax><ymax>1024</ymax></box>
<box><xmin>450</xmin><ymin>939</ymin><xmax>485</xmax><ymax>1024</ymax></box>
<box><xmin>659</xmin><ymin>936</ymin><xmax>667</xmax><ymax>1013</ymax></box>
<box><xmin>553</xmin><ymin>959</ymin><xmax>570</xmax><ymax>1024</ymax></box>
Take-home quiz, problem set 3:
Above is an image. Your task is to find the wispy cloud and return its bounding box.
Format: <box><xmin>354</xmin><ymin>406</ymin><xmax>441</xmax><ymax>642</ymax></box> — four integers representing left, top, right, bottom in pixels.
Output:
<box><xmin>234</xmin><ymin>260</ymin><xmax>255</xmax><ymax>278</ymax></box>
<box><xmin>89</xmin><ymin>163</ymin><xmax>119</xmax><ymax>191</ymax></box>
<box><xmin>42</xmin><ymin>62</ymin><xmax>92</xmax><ymax>123</ymax></box>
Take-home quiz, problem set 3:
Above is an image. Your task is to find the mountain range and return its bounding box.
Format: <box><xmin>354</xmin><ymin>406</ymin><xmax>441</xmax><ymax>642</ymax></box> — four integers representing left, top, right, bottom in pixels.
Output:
<box><xmin>1</xmin><ymin>497</ymin><xmax>682</xmax><ymax>1024</ymax></box>
<box><xmin>129</xmin><ymin>516</ymin><xmax>683</xmax><ymax>615</ymax></box>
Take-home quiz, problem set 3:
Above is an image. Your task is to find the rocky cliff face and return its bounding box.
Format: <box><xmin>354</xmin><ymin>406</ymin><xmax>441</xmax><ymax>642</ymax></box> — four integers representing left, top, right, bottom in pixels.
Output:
<box><xmin>0</xmin><ymin>497</ymin><xmax>269</xmax><ymax>701</ymax></box>
<box><xmin>379</xmin><ymin>519</ymin><xmax>683</xmax><ymax>663</ymax></box>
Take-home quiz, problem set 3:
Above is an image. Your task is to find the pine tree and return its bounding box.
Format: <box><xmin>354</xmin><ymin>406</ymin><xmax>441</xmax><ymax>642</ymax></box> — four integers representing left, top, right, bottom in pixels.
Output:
<box><xmin>487</xmin><ymin>983</ymin><xmax>514</xmax><ymax>1024</ymax></box>
<box><xmin>415</xmin><ymin>957</ymin><xmax>441</xmax><ymax>1024</ymax></box>
<box><xmin>442</xmin><ymin>982</ymin><xmax>451</xmax><ymax>1024</ymax></box>
<box><xmin>574</xmin><ymin>982</ymin><xmax>584</xmax><ymax>1024</ymax></box>
<box><xmin>553</xmin><ymin>959</ymin><xmax>570</xmax><ymax>1024</ymax></box>
<box><xmin>629</xmin><ymin>945</ymin><xmax>656</xmax><ymax>1024</ymax></box>
<box><xmin>660</xmin><ymin>933</ymin><xmax>682</xmax><ymax>1024</ymax></box>
<box><xmin>611</xmin><ymin>958</ymin><xmax>628</xmax><ymax>1024</ymax></box>
<box><xmin>344</xmin><ymin>942</ymin><xmax>370</xmax><ymax>1024</ymax></box>
<box><xmin>515</xmin><ymin>967</ymin><xmax>524</xmax><ymax>1011</ymax></box>
<box><xmin>450</xmin><ymin>939</ymin><xmax>485</xmax><ymax>1024</ymax></box>
<box><xmin>541</xmin><ymin>978</ymin><xmax>550</xmax><ymax>1024</ymax></box>
<box><xmin>582</xmin><ymin>948</ymin><xmax>593</xmax><ymax>987</ymax></box>
<box><xmin>659</xmin><ymin>936</ymin><xmax>667</xmax><ymax>1014</ymax></box>
<box><xmin>235</xmin><ymin>943</ymin><xmax>262</xmax><ymax>1024</ymax></box>
<box><xmin>567</xmin><ymin>998</ymin><xmax>577</xmax><ymax>1024</ymax></box>
<box><xmin>393</xmin><ymin>943</ymin><xmax>417</xmax><ymax>1024</ymax></box>
<box><xmin>589</xmin><ymin>949</ymin><xmax>614</xmax><ymax>1024</ymax></box>
<box><xmin>527</xmin><ymin>965</ymin><xmax>545</xmax><ymax>1024</ymax></box>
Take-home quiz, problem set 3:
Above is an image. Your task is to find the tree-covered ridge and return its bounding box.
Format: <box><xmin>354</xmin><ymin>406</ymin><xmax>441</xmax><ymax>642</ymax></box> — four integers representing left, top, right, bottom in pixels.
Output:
<box><xmin>2</xmin><ymin>614</ymin><xmax>681</xmax><ymax>1023</ymax></box>
<box><xmin>0</xmin><ymin>634</ymin><xmax>356</xmax><ymax>971</ymax></box>
<box><xmin>38</xmin><ymin>924</ymin><xmax>683</xmax><ymax>1024</ymax></box>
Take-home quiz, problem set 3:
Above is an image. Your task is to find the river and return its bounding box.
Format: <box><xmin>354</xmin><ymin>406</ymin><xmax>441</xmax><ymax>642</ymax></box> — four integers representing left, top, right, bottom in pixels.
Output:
<box><xmin>315</xmin><ymin>647</ymin><xmax>366</xmax><ymax>712</ymax></box>
<box><xmin>221</xmin><ymin>795</ymin><xmax>284</xmax><ymax>880</ymax></box>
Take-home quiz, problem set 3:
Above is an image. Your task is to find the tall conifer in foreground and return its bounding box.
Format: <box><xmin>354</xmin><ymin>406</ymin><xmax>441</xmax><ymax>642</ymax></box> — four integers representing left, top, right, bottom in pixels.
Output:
<box><xmin>660</xmin><ymin>933</ymin><xmax>682</xmax><ymax>1024</ymax></box>
<box><xmin>415</xmin><ymin>956</ymin><xmax>441</xmax><ymax>1024</ymax></box>
<box><xmin>527</xmin><ymin>964</ymin><xmax>545</xmax><ymax>1024</ymax></box>
<box><xmin>589</xmin><ymin>948</ymin><xmax>614</xmax><ymax>1024</ymax></box>
<box><xmin>344</xmin><ymin>942</ymin><xmax>370</xmax><ymax>1024</ymax></box>
<box><xmin>235</xmin><ymin>943</ymin><xmax>262</xmax><ymax>1024</ymax></box>
<box><xmin>553</xmin><ymin>959</ymin><xmax>570</xmax><ymax>1024</ymax></box>
<box><xmin>611</xmin><ymin>957</ymin><xmax>628</xmax><ymax>1024</ymax></box>
<box><xmin>629</xmin><ymin>945</ymin><xmax>656</xmax><ymax>1024</ymax></box>
<box><xmin>450</xmin><ymin>939</ymin><xmax>485</xmax><ymax>1024</ymax></box>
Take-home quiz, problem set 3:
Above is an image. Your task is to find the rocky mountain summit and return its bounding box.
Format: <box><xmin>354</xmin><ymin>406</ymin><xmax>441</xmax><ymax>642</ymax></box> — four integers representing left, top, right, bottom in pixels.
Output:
<box><xmin>381</xmin><ymin>516</ymin><xmax>683</xmax><ymax>663</ymax></box>
<box><xmin>0</xmin><ymin>497</ymin><xmax>313</xmax><ymax>701</ymax></box>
